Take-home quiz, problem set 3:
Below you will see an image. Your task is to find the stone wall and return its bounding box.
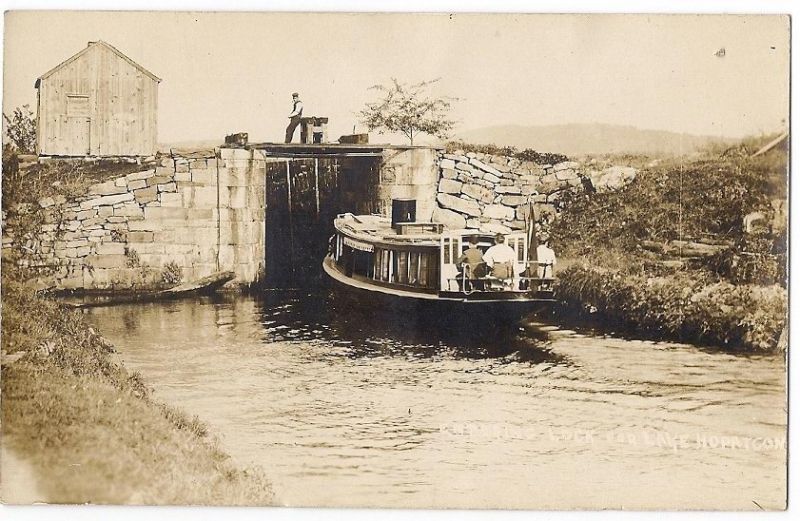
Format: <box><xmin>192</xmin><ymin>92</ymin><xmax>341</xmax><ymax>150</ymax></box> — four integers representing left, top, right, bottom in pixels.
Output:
<box><xmin>222</xmin><ymin>148</ymin><xmax>266</xmax><ymax>283</ymax></box>
<box><xmin>377</xmin><ymin>147</ymin><xmax>441</xmax><ymax>222</ymax></box>
<box><xmin>6</xmin><ymin>148</ymin><xmax>267</xmax><ymax>291</ymax></box>
<box><xmin>4</xmin><ymin>143</ymin><xmax>636</xmax><ymax>291</ymax></box>
<box><xmin>432</xmin><ymin>149</ymin><xmax>637</xmax><ymax>235</ymax></box>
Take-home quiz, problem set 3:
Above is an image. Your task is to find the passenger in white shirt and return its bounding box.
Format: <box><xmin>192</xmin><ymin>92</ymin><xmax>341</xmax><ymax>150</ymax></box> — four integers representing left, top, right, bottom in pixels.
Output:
<box><xmin>536</xmin><ymin>240</ymin><xmax>557</xmax><ymax>278</ymax></box>
<box><xmin>483</xmin><ymin>234</ymin><xmax>517</xmax><ymax>280</ymax></box>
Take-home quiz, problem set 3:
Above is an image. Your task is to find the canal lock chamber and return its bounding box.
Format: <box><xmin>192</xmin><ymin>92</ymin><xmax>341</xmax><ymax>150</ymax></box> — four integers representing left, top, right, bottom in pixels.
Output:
<box><xmin>263</xmin><ymin>154</ymin><xmax>383</xmax><ymax>289</ymax></box>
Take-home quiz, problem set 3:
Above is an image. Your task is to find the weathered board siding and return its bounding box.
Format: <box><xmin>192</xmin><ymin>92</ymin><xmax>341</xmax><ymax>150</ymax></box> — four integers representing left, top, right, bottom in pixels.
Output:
<box><xmin>36</xmin><ymin>41</ymin><xmax>159</xmax><ymax>156</ymax></box>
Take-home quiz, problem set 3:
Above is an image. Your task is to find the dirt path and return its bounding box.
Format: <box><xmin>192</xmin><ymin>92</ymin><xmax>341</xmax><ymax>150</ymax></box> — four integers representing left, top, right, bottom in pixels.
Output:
<box><xmin>1</xmin><ymin>443</ymin><xmax>48</xmax><ymax>504</ymax></box>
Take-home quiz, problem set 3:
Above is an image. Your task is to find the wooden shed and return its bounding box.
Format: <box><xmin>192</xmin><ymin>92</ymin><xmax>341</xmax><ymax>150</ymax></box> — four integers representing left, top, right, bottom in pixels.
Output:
<box><xmin>35</xmin><ymin>40</ymin><xmax>161</xmax><ymax>157</ymax></box>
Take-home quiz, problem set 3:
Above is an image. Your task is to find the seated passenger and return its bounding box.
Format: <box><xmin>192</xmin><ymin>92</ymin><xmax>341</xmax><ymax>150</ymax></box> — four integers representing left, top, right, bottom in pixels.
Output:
<box><xmin>456</xmin><ymin>235</ymin><xmax>486</xmax><ymax>290</ymax></box>
<box><xmin>483</xmin><ymin>233</ymin><xmax>517</xmax><ymax>286</ymax></box>
<box><xmin>536</xmin><ymin>238</ymin><xmax>557</xmax><ymax>278</ymax></box>
<box><xmin>457</xmin><ymin>236</ymin><xmax>486</xmax><ymax>277</ymax></box>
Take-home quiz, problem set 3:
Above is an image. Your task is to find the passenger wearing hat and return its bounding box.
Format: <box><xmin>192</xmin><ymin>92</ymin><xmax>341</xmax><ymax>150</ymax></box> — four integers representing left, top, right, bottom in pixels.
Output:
<box><xmin>285</xmin><ymin>92</ymin><xmax>304</xmax><ymax>143</ymax></box>
<box><xmin>483</xmin><ymin>233</ymin><xmax>517</xmax><ymax>282</ymax></box>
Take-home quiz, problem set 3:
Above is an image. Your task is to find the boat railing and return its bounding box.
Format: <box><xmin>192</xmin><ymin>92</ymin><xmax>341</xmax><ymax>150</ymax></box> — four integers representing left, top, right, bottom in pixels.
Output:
<box><xmin>446</xmin><ymin>261</ymin><xmax>555</xmax><ymax>294</ymax></box>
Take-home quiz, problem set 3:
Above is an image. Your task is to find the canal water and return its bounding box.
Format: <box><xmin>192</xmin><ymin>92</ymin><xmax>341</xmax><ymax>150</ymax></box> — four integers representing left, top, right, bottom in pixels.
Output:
<box><xmin>86</xmin><ymin>292</ymin><xmax>787</xmax><ymax>510</ymax></box>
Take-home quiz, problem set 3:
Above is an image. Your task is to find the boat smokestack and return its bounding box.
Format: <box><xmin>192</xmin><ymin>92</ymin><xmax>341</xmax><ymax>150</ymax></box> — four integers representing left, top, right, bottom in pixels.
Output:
<box><xmin>391</xmin><ymin>199</ymin><xmax>416</xmax><ymax>230</ymax></box>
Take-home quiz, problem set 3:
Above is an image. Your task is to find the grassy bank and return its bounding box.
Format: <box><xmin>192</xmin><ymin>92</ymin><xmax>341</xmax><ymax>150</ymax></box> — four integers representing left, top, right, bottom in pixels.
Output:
<box><xmin>1</xmin><ymin>272</ymin><xmax>274</xmax><ymax>504</ymax></box>
<box><xmin>549</xmin><ymin>135</ymin><xmax>788</xmax><ymax>352</ymax></box>
<box><xmin>555</xmin><ymin>264</ymin><xmax>787</xmax><ymax>352</ymax></box>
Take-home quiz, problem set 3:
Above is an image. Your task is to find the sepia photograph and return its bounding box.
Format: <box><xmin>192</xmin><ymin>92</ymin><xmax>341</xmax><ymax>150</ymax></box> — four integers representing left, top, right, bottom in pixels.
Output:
<box><xmin>0</xmin><ymin>5</ymin><xmax>791</xmax><ymax>517</ymax></box>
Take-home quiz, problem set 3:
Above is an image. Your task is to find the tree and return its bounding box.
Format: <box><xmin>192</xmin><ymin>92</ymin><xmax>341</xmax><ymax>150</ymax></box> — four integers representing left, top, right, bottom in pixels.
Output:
<box><xmin>3</xmin><ymin>104</ymin><xmax>36</xmax><ymax>154</ymax></box>
<box><xmin>359</xmin><ymin>78</ymin><xmax>456</xmax><ymax>145</ymax></box>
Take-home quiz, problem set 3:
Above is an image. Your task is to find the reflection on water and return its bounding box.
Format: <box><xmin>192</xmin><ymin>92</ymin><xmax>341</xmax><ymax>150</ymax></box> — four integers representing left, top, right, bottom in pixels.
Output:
<box><xmin>88</xmin><ymin>291</ymin><xmax>786</xmax><ymax>509</ymax></box>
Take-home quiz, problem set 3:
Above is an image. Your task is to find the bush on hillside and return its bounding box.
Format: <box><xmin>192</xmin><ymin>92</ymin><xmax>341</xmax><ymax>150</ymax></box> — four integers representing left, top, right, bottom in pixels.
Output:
<box><xmin>552</xmin><ymin>156</ymin><xmax>781</xmax><ymax>258</ymax></box>
<box><xmin>444</xmin><ymin>140</ymin><xmax>569</xmax><ymax>165</ymax></box>
<box><xmin>556</xmin><ymin>263</ymin><xmax>787</xmax><ymax>352</ymax></box>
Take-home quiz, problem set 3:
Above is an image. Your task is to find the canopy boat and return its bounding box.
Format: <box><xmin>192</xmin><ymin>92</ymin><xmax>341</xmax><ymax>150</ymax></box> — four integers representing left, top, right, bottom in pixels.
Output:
<box><xmin>322</xmin><ymin>200</ymin><xmax>555</xmax><ymax>322</ymax></box>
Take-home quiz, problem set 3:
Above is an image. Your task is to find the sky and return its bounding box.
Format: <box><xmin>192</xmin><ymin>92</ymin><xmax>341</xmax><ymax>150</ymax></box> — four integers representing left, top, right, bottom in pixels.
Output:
<box><xmin>2</xmin><ymin>11</ymin><xmax>790</xmax><ymax>145</ymax></box>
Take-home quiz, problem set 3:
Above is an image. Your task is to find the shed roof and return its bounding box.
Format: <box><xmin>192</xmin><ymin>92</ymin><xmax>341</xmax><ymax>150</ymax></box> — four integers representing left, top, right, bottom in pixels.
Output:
<box><xmin>36</xmin><ymin>40</ymin><xmax>162</xmax><ymax>85</ymax></box>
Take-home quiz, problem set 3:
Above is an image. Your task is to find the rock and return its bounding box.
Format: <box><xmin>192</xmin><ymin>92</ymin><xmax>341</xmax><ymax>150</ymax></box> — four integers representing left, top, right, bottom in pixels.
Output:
<box><xmin>38</xmin><ymin>196</ymin><xmax>55</xmax><ymax>208</ymax></box>
<box><xmin>479</xmin><ymin>222</ymin><xmax>512</xmax><ymax>235</ymax></box>
<box><xmin>134</xmin><ymin>186</ymin><xmax>158</xmax><ymax>204</ymax></box>
<box><xmin>440</xmin><ymin>158</ymin><xmax>456</xmax><ymax>170</ymax></box>
<box><xmin>461</xmin><ymin>184</ymin><xmax>495</xmax><ymax>204</ymax></box>
<box><xmin>438</xmin><ymin>178</ymin><xmax>464</xmax><ymax>194</ymax></box>
<box><xmin>441</xmin><ymin>168</ymin><xmax>458</xmax><ymax>179</ymax></box>
<box><xmin>95</xmin><ymin>242</ymin><xmax>126</xmax><ymax>255</ymax></box>
<box><xmin>86</xmin><ymin>254</ymin><xmax>128</xmax><ymax>269</ymax></box>
<box><xmin>159</xmin><ymin>193</ymin><xmax>183</xmax><ymax>207</ymax></box>
<box><xmin>455</xmin><ymin>162</ymin><xmax>473</xmax><ymax>172</ymax></box>
<box><xmin>76</xmin><ymin>209</ymin><xmax>97</xmax><ymax>220</ymax></box>
<box><xmin>88</xmin><ymin>179</ymin><xmax>128</xmax><ymax>196</ymax></box>
<box><xmin>496</xmin><ymin>185</ymin><xmax>522</xmax><ymax>195</ymax></box>
<box><xmin>465</xmin><ymin>218</ymin><xmax>481</xmax><ymax>229</ymax></box>
<box><xmin>509</xmin><ymin>220</ymin><xmax>526</xmax><ymax>230</ymax></box>
<box><xmin>114</xmin><ymin>205</ymin><xmax>144</xmax><ymax>218</ymax></box>
<box><xmin>483</xmin><ymin>204</ymin><xmax>515</xmax><ymax>221</ymax></box>
<box><xmin>128</xmin><ymin>231</ymin><xmax>154</xmax><ymax>243</ymax></box>
<box><xmin>432</xmin><ymin>206</ymin><xmax>467</xmax><ymax>230</ymax></box>
<box><xmin>501</xmin><ymin>195</ymin><xmax>527</xmax><ymax>207</ymax></box>
<box><xmin>443</xmin><ymin>153</ymin><xmax>468</xmax><ymax>162</ymax></box>
<box><xmin>126</xmin><ymin>170</ymin><xmax>155</xmax><ymax>182</ymax></box>
<box><xmin>436</xmin><ymin>193</ymin><xmax>481</xmax><ymax>217</ymax></box>
<box><xmin>482</xmin><ymin>171</ymin><xmax>501</xmax><ymax>184</ymax></box>
<box><xmin>553</xmin><ymin>161</ymin><xmax>579</xmax><ymax>172</ymax></box>
<box><xmin>592</xmin><ymin>166</ymin><xmax>638</xmax><ymax>193</ymax></box>
<box><xmin>146</xmin><ymin>175</ymin><xmax>173</xmax><ymax>187</ymax></box>
<box><xmin>80</xmin><ymin>192</ymin><xmax>135</xmax><ymax>209</ymax></box>
<box><xmin>555</xmin><ymin>168</ymin><xmax>578</xmax><ymax>181</ymax></box>
<box><xmin>469</xmin><ymin>158</ymin><xmax>502</xmax><ymax>178</ymax></box>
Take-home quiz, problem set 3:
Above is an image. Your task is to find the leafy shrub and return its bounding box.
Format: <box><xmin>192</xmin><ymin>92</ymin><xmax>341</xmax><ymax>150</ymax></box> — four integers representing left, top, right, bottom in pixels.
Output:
<box><xmin>556</xmin><ymin>263</ymin><xmax>787</xmax><ymax>352</ymax></box>
<box><xmin>552</xmin><ymin>156</ymin><xmax>781</xmax><ymax>258</ymax></box>
<box><xmin>444</xmin><ymin>140</ymin><xmax>569</xmax><ymax>165</ymax></box>
<box><xmin>3</xmin><ymin>104</ymin><xmax>36</xmax><ymax>153</ymax></box>
<box><xmin>704</xmin><ymin>232</ymin><xmax>786</xmax><ymax>287</ymax></box>
<box><xmin>124</xmin><ymin>247</ymin><xmax>141</xmax><ymax>268</ymax></box>
<box><xmin>161</xmin><ymin>261</ymin><xmax>183</xmax><ymax>286</ymax></box>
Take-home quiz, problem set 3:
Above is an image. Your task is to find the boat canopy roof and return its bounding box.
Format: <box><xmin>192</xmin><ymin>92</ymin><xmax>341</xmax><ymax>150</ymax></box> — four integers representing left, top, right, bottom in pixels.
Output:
<box><xmin>333</xmin><ymin>213</ymin><xmax>525</xmax><ymax>249</ymax></box>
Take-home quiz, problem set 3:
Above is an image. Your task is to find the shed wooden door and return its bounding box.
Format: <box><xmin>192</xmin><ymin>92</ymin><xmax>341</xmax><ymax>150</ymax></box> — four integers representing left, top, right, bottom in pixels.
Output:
<box><xmin>66</xmin><ymin>95</ymin><xmax>90</xmax><ymax>155</ymax></box>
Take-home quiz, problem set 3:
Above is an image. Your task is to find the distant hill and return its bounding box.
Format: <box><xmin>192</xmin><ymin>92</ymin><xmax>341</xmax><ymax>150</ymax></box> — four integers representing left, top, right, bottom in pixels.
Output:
<box><xmin>455</xmin><ymin>124</ymin><xmax>736</xmax><ymax>157</ymax></box>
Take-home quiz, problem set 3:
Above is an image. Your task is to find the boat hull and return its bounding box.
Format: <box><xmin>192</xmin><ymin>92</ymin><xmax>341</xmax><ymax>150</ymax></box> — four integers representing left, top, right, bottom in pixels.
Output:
<box><xmin>322</xmin><ymin>256</ymin><xmax>553</xmax><ymax>324</ymax></box>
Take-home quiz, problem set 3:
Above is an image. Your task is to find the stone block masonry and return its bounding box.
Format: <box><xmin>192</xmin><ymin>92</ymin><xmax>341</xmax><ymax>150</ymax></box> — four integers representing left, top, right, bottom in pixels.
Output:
<box><xmin>6</xmin><ymin>148</ymin><xmax>267</xmax><ymax>291</ymax></box>
<box><xmin>433</xmin><ymin>150</ymin><xmax>638</xmax><ymax>236</ymax></box>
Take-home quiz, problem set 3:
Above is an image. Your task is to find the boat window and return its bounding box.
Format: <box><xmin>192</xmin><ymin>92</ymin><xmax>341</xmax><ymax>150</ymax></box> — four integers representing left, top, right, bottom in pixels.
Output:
<box><xmin>375</xmin><ymin>248</ymin><xmax>390</xmax><ymax>281</ymax></box>
<box><xmin>409</xmin><ymin>252</ymin><xmax>419</xmax><ymax>284</ymax></box>
<box><xmin>516</xmin><ymin>237</ymin><xmax>526</xmax><ymax>262</ymax></box>
<box><xmin>419</xmin><ymin>251</ymin><xmax>438</xmax><ymax>288</ymax></box>
<box><xmin>442</xmin><ymin>237</ymin><xmax>451</xmax><ymax>264</ymax></box>
<box><xmin>353</xmin><ymin>249</ymin><xmax>373</xmax><ymax>277</ymax></box>
<box><xmin>394</xmin><ymin>251</ymin><xmax>409</xmax><ymax>284</ymax></box>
